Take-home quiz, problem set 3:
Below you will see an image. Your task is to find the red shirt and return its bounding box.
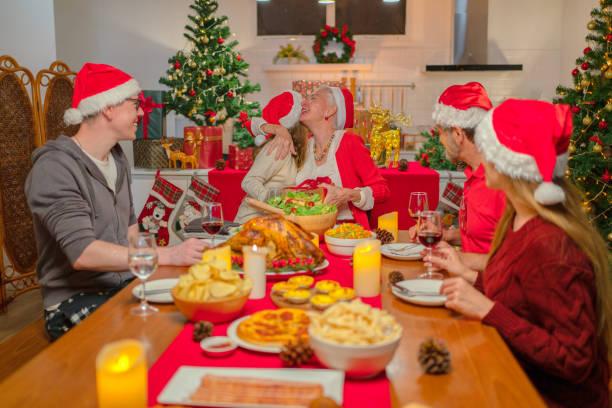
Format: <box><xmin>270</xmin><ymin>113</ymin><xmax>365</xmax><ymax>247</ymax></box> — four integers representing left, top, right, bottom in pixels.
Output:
<box><xmin>460</xmin><ymin>164</ymin><xmax>505</xmax><ymax>253</ymax></box>
<box><xmin>479</xmin><ymin>217</ymin><xmax>609</xmax><ymax>408</ymax></box>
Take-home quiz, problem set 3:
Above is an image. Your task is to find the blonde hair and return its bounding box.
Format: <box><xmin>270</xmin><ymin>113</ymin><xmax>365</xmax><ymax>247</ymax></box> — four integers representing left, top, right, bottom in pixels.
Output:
<box><xmin>490</xmin><ymin>177</ymin><xmax>612</xmax><ymax>353</ymax></box>
<box><xmin>254</xmin><ymin>124</ymin><xmax>308</xmax><ymax>170</ymax></box>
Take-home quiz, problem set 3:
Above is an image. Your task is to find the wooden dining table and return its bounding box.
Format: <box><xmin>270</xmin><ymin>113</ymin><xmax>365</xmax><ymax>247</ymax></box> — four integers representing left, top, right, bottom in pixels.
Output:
<box><xmin>0</xmin><ymin>231</ymin><xmax>546</xmax><ymax>407</ymax></box>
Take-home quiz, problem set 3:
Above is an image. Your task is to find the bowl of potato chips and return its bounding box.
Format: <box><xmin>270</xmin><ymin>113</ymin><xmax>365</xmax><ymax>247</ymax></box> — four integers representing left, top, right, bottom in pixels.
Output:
<box><xmin>172</xmin><ymin>262</ymin><xmax>252</xmax><ymax>323</ymax></box>
<box><xmin>308</xmin><ymin>299</ymin><xmax>402</xmax><ymax>378</ymax></box>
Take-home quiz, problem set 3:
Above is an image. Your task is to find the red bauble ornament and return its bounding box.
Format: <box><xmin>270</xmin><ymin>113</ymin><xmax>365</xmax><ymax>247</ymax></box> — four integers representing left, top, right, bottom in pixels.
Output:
<box><xmin>189</xmin><ymin>89</ymin><xmax>196</xmax><ymax>97</ymax></box>
<box><xmin>583</xmin><ymin>47</ymin><xmax>592</xmax><ymax>55</ymax></box>
<box><xmin>205</xmin><ymin>110</ymin><xmax>216</xmax><ymax>117</ymax></box>
<box><xmin>331</xmin><ymin>27</ymin><xmax>339</xmax><ymax>35</ymax></box>
<box><xmin>603</xmin><ymin>169</ymin><xmax>610</xmax><ymax>183</ymax></box>
<box><xmin>226</xmin><ymin>91</ymin><xmax>234</xmax><ymax>98</ymax></box>
<box><xmin>571</xmin><ymin>106</ymin><xmax>580</xmax><ymax>113</ymax></box>
<box><xmin>236</xmin><ymin>54</ymin><xmax>242</xmax><ymax>61</ymax></box>
<box><xmin>217</xmin><ymin>37</ymin><xmax>224</xmax><ymax>44</ymax></box>
<box><xmin>598</xmin><ymin>120</ymin><xmax>608</xmax><ymax>130</ymax></box>
<box><xmin>607</xmin><ymin>33</ymin><xmax>612</xmax><ymax>42</ymax></box>
<box><xmin>174</xmin><ymin>61</ymin><xmax>181</xmax><ymax>69</ymax></box>
<box><xmin>206</xmin><ymin>69</ymin><xmax>213</xmax><ymax>76</ymax></box>
<box><xmin>572</xmin><ymin>68</ymin><xmax>579</xmax><ymax>76</ymax></box>
<box><xmin>321</xmin><ymin>30</ymin><xmax>328</xmax><ymax>38</ymax></box>
<box><xmin>581</xmin><ymin>61</ymin><xmax>590</xmax><ymax>70</ymax></box>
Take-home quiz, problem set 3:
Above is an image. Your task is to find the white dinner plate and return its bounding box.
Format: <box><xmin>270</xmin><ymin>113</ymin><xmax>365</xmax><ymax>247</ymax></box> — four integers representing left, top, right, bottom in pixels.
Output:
<box><xmin>131</xmin><ymin>278</ymin><xmax>178</xmax><ymax>304</ymax></box>
<box><xmin>391</xmin><ymin>279</ymin><xmax>447</xmax><ymax>307</ymax></box>
<box><xmin>157</xmin><ymin>366</ymin><xmax>344</xmax><ymax>407</ymax></box>
<box><xmin>381</xmin><ymin>243</ymin><xmax>425</xmax><ymax>261</ymax></box>
<box><xmin>226</xmin><ymin>315</ymin><xmax>282</xmax><ymax>353</ymax></box>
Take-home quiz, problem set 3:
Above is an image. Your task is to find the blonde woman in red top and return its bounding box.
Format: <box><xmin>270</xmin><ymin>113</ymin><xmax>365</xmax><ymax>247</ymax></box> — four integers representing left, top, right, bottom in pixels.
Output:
<box><xmin>430</xmin><ymin>99</ymin><xmax>610</xmax><ymax>407</ymax></box>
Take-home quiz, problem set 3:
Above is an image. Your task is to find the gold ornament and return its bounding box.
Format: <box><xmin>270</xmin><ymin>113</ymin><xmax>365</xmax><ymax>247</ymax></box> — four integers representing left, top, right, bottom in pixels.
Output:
<box><xmin>177</xmin><ymin>89</ymin><xmax>183</xmax><ymax>97</ymax></box>
<box><xmin>606</xmin><ymin>70</ymin><xmax>612</xmax><ymax>79</ymax></box>
<box><xmin>189</xmin><ymin>61</ymin><xmax>196</xmax><ymax>68</ymax></box>
<box><xmin>202</xmin><ymin>35</ymin><xmax>209</xmax><ymax>44</ymax></box>
<box><xmin>606</xmin><ymin>102</ymin><xmax>612</xmax><ymax>112</ymax></box>
<box><xmin>167</xmin><ymin>74</ymin><xmax>174</xmax><ymax>81</ymax></box>
<box><xmin>575</xmin><ymin>84</ymin><xmax>582</xmax><ymax>91</ymax></box>
<box><xmin>568</xmin><ymin>143</ymin><xmax>576</xmax><ymax>153</ymax></box>
<box><xmin>588</xmin><ymin>21</ymin><xmax>597</xmax><ymax>30</ymax></box>
<box><xmin>177</xmin><ymin>71</ymin><xmax>183</xmax><ymax>77</ymax></box>
<box><xmin>607</xmin><ymin>232</ymin><xmax>612</xmax><ymax>242</ymax></box>
<box><xmin>564</xmin><ymin>169</ymin><xmax>571</xmax><ymax>177</ymax></box>
<box><xmin>197</xmin><ymin>78</ymin><xmax>202</xmax><ymax>85</ymax></box>
<box><xmin>594</xmin><ymin>144</ymin><xmax>603</xmax><ymax>153</ymax></box>
<box><xmin>220</xmin><ymin>67</ymin><xmax>226</xmax><ymax>75</ymax></box>
<box><xmin>581</xmin><ymin>201</ymin><xmax>593</xmax><ymax>213</ymax></box>
<box><xmin>580</xmin><ymin>79</ymin><xmax>591</xmax><ymax>87</ymax></box>
<box><xmin>189</xmin><ymin>107</ymin><xmax>197</xmax><ymax>117</ymax></box>
<box><xmin>583</xmin><ymin>116</ymin><xmax>592</xmax><ymax>125</ymax></box>
<box><xmin>601</xmin><ymin>64</ymin><xmax>609</xmax><ymax>72</ymax></box>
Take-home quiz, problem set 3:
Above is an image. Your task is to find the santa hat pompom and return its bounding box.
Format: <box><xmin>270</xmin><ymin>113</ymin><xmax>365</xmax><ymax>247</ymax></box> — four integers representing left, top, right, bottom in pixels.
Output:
<box><xmin>254</xmin><ymin>134</ymin><xmax>267</xmax><ymax>147</ymax></box>
<box><xmin>64</xmin><ymin>108</ymin><xmax>84</xmax><ymax>125</ymax></box>
<box><xmin>534</xmin><ymin>182</ymin><xmax>566</xmax><ymax>205</ymax></box>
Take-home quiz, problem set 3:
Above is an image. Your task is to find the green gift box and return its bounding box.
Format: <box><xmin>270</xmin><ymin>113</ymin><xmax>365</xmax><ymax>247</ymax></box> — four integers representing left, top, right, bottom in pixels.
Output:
<box><xmin>136</xmin><ymin>90</ymin><xmax>166</xmax><ymax>139</ymax></box>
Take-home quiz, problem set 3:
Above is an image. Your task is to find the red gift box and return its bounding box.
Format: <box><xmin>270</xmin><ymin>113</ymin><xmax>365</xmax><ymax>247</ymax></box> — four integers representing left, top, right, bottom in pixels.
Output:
<box><xmin>228</xmin><ymin>144</ymin><xmax>254</xmax><ymax>170</ymax></box>
<box><xmin>184</xmin><ymin>126</ymin><xmax>223</xmax><ymax>169</ymax></box>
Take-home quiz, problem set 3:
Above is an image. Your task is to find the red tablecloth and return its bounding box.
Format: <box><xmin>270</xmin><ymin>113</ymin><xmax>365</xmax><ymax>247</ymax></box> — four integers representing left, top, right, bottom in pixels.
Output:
<box><xmin>208</xmin><ymin>162</ymin><xmax>439</xmax><ymax>230</ymax></box>
<box><xmin>148</xmin><ymin>247</ymin><xmax>390</xmax><ymax>407</ymax></box>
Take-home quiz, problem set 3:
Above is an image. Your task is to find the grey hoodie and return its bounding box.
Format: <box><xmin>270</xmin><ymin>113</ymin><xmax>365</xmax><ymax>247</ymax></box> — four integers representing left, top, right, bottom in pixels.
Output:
<box><xmin>25</xmin><ymin>135</ymin><xmax>136</xmax><ymax>308</ymax></box>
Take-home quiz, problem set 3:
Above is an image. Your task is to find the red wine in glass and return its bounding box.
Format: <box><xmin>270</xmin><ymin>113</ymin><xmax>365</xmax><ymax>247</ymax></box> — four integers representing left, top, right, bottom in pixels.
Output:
<box><xmin>418</xmin><ymin>232</ymin><xmax>442</xmax><ymax>248</ymax></box>
<box><xmin>202</xmin><ymin>221</ymin><xmax>223</xmax><ymax>235</ymax></box>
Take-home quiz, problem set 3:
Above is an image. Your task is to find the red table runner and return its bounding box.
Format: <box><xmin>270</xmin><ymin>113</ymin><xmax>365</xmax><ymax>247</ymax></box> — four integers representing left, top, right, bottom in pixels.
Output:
<box><xmin>148</xmin><ymin>247</ymin><xmax>391</xmax><ymax>407</ymax></box>
<box><xmin>208</xmin><ymin>161</ymin><xmax>439</xmax><ymax>229</ymax></box>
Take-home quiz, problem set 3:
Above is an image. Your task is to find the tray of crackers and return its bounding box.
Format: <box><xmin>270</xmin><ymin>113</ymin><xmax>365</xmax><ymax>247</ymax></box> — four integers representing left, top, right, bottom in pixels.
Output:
<box><xmin>270</xmin><ymin>277</ymin><xmax>356</xmax><ymax>311</ymax></box>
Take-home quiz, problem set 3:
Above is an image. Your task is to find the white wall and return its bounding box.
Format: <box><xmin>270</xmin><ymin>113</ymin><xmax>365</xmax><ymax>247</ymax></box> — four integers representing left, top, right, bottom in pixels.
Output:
<box><xmin>0</xmin><ymin>0</ymin><xmax>56</xmax><ymax>73</ymax></box>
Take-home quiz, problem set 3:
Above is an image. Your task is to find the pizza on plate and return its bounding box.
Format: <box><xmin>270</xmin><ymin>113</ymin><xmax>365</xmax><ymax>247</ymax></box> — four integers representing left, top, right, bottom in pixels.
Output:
<box><xmin>236</xmin><ymin>308</ymin><xmax>310</xmax><ymax>347</ymax></box>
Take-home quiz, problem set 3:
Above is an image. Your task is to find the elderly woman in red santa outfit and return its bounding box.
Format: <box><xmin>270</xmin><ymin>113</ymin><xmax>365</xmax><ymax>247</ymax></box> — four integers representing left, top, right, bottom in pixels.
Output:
<box><xmin>266</xmin><ymin>86</ymin><xmax>389</xmax><ymax>228</ymax></box>
<box><xmin>432</xmin><ymin>99</ymin><xmax>610</xmax><ymax>408</ymax></box>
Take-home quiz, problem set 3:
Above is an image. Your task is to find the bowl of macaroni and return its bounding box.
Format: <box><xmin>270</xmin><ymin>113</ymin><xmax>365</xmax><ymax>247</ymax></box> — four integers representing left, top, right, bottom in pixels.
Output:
<box><xmin>308</xmin><ymin>299</ymin><xmax>402</xmax><ymax>378</ymax></box>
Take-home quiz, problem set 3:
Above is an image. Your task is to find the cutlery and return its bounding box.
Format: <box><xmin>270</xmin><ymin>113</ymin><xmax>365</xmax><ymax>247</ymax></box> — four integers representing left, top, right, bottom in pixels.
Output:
<box><xmin>140</xmin><ymin>288</ymin><xmax>171</xmax><ymax>297</ymax></box>
<box><xmin>391</xmin><ymin>282</ymin><xmax>442</xmax><ymax>297</ymax></box>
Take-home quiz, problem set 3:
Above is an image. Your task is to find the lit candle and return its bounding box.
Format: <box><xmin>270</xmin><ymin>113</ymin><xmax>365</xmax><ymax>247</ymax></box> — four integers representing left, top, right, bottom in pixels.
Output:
<box><xmin>378</xmin><ymin>211</ymin><xmax>398</xmax><ymax>242</ymax></box>
<box><xmin>353</xmin><ymin>239</ymin><xmax>381</xmax><ymax>297</ymax></box>
<box><xmin>242</xmin><ymin>245</ymin><xmax>268</xmax><ymax>299</ymax></box>
<box><xmin>96</xmin><ymin>339</ymin><xmax>147</xmax><ymax>408</ymax></box>
<box><xmin>310</xmin><ymin>232</ymin><xmax>319</xmax><ymax>247</ymax></box>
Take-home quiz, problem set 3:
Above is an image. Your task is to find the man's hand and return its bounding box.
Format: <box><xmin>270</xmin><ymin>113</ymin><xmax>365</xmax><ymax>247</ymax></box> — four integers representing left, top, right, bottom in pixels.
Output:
<box><xmin>263</xmin><ymin>125</ymin><xmax>295</xmax><ymax>160</ymax></box>
<box><xmin>160</xmin><ymin>238</ymin><xmax>209</xmax><ymax>266</ymax></box>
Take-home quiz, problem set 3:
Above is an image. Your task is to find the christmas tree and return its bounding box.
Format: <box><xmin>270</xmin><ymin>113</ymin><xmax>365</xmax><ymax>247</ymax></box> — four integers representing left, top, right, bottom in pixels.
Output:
<box><xmin>417</xmin><ymin>128</ymin><xmax>458</xmax><ymax>171</ymax></box>
<box><xmin>554</xmin><ymin>0</ymin><xmax>611</xmax><ymax>244</ymax></box>
<box><xmin>159</xmin><ymin>0</ymin><xmax>261</xmax><ymax>147</ymax></box>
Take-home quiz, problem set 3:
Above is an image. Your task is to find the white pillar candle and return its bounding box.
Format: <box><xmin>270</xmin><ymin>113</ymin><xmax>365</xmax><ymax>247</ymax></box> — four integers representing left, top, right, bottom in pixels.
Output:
<box><xmin>242</xmin><ymin>245</ymin><xmax>268</xmax><ymax>299</ymax></box>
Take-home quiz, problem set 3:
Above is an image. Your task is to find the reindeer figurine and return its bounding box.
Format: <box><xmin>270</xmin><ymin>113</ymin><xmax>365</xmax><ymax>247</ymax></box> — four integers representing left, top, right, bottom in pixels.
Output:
<box><xmin>181</xmin><ymin>131</ymin><xmax>202</xmax><ymax>169</ymax></box>
<box><xmin>160</xmin><ymin>138</ymin><xmax>186</xmax><ymax>168</ymax></box>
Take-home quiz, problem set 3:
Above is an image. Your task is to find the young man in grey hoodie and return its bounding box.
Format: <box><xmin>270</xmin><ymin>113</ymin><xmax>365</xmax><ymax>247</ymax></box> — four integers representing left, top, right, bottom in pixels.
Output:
<box><xmin>25</xmin><ymin>63</ymin><xmax>207</xmax><ymax>340</ymax></box>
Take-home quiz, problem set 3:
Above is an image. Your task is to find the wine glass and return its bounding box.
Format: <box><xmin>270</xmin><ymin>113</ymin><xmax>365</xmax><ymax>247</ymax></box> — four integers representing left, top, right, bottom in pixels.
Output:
<box><xmin>128</xmin><ymin>233</ymin><xmax>159</xmax><ymax>316</ymax></box>
<box><xmin>408</xmin><ymin>192</ymin><xmax>428</xmax><ymax>220</ymax></box>
<box><xmin>417</xmin><ymin>210</ymin><xmax>444</xmax><ymax>280</ymax></box>
<box><xmin>265</xmin><ymin>187</ymin><xmax>284</xmax><ymax>205</ymax></box>
<box><xmin>201</xmin><ymin>202</ymin><xmax>224</xmax><ymax>246</ymax></box>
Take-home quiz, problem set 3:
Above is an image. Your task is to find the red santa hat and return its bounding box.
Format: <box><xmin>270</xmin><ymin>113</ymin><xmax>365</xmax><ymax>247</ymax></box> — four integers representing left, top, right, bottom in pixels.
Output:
<box><xmin>475</xmin><ymin>99</ymin><xmax>572</xmax><ymax>205</ymax></box>
<box><xmin>432</xmin><ymin>82</ymin><xmax>493</xmax><ymax>128</ymax></box>
<box><xmin>327</xmin><ymin>86</ymin><xmax>354</xmax><ymax>130</ymax></box>
<box><xmin>64</xmin><ymin>62</ymin><xmax>141</xmax><ymax>125</ymax></box>
<box><xmin>249</xmin><ymin>91</ymin><xmax>302</xmax><ymax>146</ymax></box>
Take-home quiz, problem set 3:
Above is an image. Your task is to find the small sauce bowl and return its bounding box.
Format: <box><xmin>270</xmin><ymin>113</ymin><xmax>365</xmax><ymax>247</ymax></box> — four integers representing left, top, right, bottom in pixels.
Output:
<box><xmin>200</xmin><ymin>336</ymin><xmax>237</xmax><ymax>357</ymax></box>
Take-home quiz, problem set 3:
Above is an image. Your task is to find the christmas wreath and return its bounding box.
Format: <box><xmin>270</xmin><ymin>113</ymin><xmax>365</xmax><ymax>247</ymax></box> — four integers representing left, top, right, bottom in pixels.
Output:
<box><xmin>313</xmin><ymin>24</ymin><xmax>356</xmax><ymax>63</ymax></box>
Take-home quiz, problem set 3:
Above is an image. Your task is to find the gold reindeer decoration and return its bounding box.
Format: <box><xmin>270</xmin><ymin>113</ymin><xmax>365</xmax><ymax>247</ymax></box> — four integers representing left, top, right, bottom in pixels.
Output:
<box><xmin>368</xmin><ymin>106</ymin><xmax>411</xmax><ymax>168</ymax></box>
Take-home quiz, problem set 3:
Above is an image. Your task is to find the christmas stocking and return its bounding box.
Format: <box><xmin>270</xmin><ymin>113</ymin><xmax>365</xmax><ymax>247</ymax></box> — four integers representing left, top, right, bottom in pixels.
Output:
<box><xmin>138</xmin><ymin>170</ymin><xmax>184</xmax><ymax>246</ymax></box>
<box><xmin>439</xmin><ymin>174</ymin><xmax>464</xmax><ymax>228</ymax></box>
<box><xmin>172</xmin><ymin>176</ymin><xmax>220</xmax><ymax>240</ymax></box>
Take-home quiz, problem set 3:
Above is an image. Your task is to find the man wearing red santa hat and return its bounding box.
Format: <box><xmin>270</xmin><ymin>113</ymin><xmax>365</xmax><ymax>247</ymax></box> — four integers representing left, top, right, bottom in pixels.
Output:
<box><xmin>411</xmin><ymin>82</ymin><xmax>505</xmax><ymax>274</ymax></box>
<box><xmin>434</xmin><ymin>99</ymin><xmax>609</xmax><ymax>408</ymax></box>
<box><xmin>25</xmin><ymin>63</ymin><xmax>207</xmax><ymax>340</ymax></box>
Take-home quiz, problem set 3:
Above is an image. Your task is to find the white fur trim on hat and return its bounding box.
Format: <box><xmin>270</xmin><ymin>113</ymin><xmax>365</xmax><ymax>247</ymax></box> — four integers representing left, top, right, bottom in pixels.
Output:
<box><xmin>254</xmin><ymin>134</ymin><xmax>267</xmax><ymax>147</ymax></box>
<box><xmin>279</xmin><ymin>91</ymin><xmax>302</xmax><ymax>129</ymax></box>
<box><xmin>553</xmin><ymin>152</ymin><xmax>568</xmax><ymax>179</ymax></box>
<box><xmin>64</xmin><ymin>78</ymin><xmax>141</xmax><ymax>125</ymax></box>
<box><xmin>250</xmin><ymin>117</ymin><xmax>267</xmax><ymax>138</ymax></box>
<box><xmin>475</xmin><ymin>111</ymin><xmax>542</xmax><ymax>182</ymax></box>
<box><xmin>328</xmin><ymin>87</ymin><xmax>346</xmax><ymax>130</ymax></box>
<box><xmin>432</xmin><ymin>103</ymin><xmax>489</xmax><ymax>129</ymax></box>
<box><xmin>534</xmin><ymin>182</ymin><xmax>566</xmax><ymax>205</ymax></box>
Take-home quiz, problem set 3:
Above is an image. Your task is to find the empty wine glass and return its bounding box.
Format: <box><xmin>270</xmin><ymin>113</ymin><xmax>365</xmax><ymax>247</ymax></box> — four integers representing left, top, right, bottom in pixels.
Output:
<box><xmin>265</xmin><ymin>187</ymin><xmax>284</xmax><ymax>204</ymax></box>
<box><xmin>408</xmin><ymin>192</ymin><xmax>428</xmax><ymax>220</ymax></box>
<box><xmin>201</xmin><ymin>202</ymin><xmax>224</xmax><ymax>246</ymax></box>
<box><xmin>128</xmin><ymin>233</ymin><xmax>159</xmax><ymax>316</ymax></box>
<box><xmin>417</xmin><ymin>210</ymin><xmax>444</xmax><ymax>280</ymax></box>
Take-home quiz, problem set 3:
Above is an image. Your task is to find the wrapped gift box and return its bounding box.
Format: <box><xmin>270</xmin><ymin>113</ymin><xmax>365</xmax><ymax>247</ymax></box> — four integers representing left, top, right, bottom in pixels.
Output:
<box><xmin>136</xmin><ymin>90</ymin><xmax>165</xmax><ymax>139</ymax></box>
<box><xmin>292</xmin><ymin>80</ymin><xmax>343</xmax><ymax>98</ymax></box>
<box><xmin>228</xmin><ymin>144</ymin><xmax>254</xmax><ymax>170</ymax></box>
<box><xmin>184</xmin><ymin>126</ymin><xmax>223</xmax><ymax>169</ymax></box>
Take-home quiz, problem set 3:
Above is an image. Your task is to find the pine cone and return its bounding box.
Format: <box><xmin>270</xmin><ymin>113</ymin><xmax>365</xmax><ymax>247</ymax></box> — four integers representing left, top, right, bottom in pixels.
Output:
<box><xmin>388</xmin><ymin>270</ymin><xmax>405</xmax><ymax>286</ymax></box>
<box><xmin>398</xmin><ymin>159</ymin><xmax>408</xmax><ymax>171</ymax></box>
<box><xmin>418</xmin><ymin>338</ymin><xmax>451</xmax><ymax>374</ymax></box>
<box><xmin>280</xmin><ymin>338</ymin><xmax>314</xmax><ymax>367</ymax></box>
<box><xmin>193</xmin><ymin>320</ymin><xmax>214</xmax><ymax>342</ymax></box>
<box><xmin>375</xmin><ymin>228</ymin><xmax>394</xmax><ymax>245</ymax></box>
<box><xmin>215</xmin><ymin>159</ymin><xmax>226</xmax><ymax>170</ymax></box>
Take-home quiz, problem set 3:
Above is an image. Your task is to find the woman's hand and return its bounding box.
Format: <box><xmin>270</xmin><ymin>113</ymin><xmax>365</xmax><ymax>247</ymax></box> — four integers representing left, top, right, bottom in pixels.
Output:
<box><xmin>440</xmin><ymin>277</ymin><xmax>494</xmax><ymax>320</ymax></box>
<box><xmin>262</xmin><ymin>124</ymin><xmax>295</xmax><ymax>160</ymax></box>
<box><xmin>320</xmin><ymin>183</ymin><xmax>360</xmax><ymax>207</ymax></box>
<box><xmin>424</xmin><ymin>242</ymin><xmax>470</xmax><ymax>279</ymax></box>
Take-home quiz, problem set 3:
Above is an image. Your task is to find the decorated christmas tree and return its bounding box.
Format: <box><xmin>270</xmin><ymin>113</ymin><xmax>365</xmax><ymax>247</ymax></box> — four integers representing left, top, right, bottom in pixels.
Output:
<box><xmin>555</xmin><ymin>0</ymin><xmax>611</xmax><ymax>243</ymax></box>
<box><xmin>159</xmin><ymin>0</ymin><xmax>261</xmax><ymax>147</ymax></box>
<box><xmin>417</xmin><ymin>128</ymin><xmax>458</xmax><ymax>171</ymax></box>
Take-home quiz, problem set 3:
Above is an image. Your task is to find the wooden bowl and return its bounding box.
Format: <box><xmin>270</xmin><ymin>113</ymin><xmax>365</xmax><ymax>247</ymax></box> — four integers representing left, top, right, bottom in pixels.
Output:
<box><xmin>287</xmin><ymin>210</ymin><xmax>338</xmax><ymax>237</ymax></box>
<box><xmin>171</xmin><ymin>287</ymin><xmax>250</xmax><ymax>323</ymax></box>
